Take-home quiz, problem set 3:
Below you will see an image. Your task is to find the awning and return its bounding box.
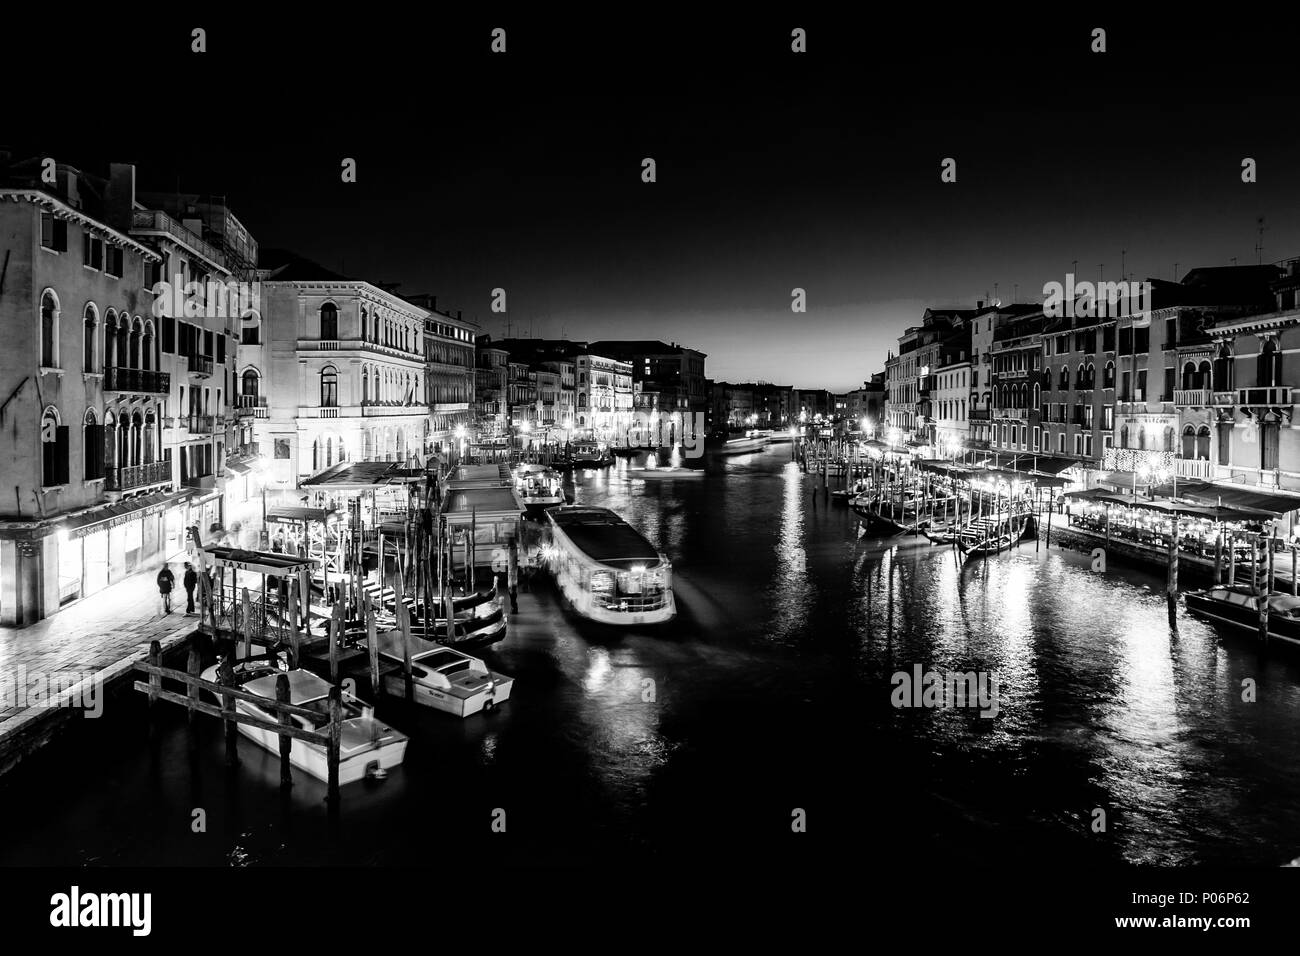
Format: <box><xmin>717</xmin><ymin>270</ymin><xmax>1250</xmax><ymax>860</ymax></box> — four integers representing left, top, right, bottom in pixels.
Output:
<box><xmin>1007</xmin><ymin>455</ymin><xmax>1079</xmax><ymax>476</ymax></box>
<box><xmin>1149</xmin><ymin>481</ymin><xmax>1300</xmax><ymax>517</ymax></box>
<box><xmin>60</xmin><ymin>490</ymin><xmax>193</xmax><ymax>538</ymax></box>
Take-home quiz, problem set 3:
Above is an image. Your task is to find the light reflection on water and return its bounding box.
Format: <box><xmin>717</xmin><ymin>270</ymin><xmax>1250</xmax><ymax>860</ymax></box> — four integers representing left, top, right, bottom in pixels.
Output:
<box><xmin>4</xmin><ymin>446</ymin><xmax>1300</xmax><ymax>866</ymax></box>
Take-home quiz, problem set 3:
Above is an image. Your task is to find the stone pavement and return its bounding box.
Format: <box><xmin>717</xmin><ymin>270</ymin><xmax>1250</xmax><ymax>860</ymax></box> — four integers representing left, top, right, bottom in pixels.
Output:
<box><xmin>0</xmin><ymin>553</ymin><xmax>200</xmax><ymax>762</ymax></box>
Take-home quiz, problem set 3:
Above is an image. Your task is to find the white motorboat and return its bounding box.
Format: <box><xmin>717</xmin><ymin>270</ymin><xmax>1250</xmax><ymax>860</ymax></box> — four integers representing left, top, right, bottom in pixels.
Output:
<box><xmin>514</xmin><ymin>463</ymin><xmax>565</xmax><ymax>506</ymax></box>
<box><xmin>375</xmin><ymin>632</ymin><xmax>514</xmax><ymax>717</ymax></box>
<box><xmin>200</xmin><ymin>660</ymin><xmax>408</xmax><ymax>784</ymax></box>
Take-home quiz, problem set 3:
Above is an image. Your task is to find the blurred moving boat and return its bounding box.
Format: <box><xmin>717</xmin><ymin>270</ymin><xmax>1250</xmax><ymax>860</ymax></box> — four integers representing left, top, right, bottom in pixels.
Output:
<box><xmin>514</xmin><ymin>463</ymin><xmax>565</xmax><ymax>506</ymax></box>
<box><xmin>545</xmin><ymin>506</ymin><xmax>676</xmax><ymax>624</ymax></box>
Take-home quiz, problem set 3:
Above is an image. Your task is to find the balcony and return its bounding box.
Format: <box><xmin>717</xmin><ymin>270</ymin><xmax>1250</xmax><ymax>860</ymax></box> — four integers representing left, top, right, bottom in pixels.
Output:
<box><xmin>236</xmin><ymin>394</ymin><xmax>268</xmax><ymax>418</ymax></box>
<box><xmin>105</xmin><ymin>461</ymin><xmax>172</xmax><ymax>492</ymax></box>
<box><xmin>105</xmin><ymin>367</ymin><xmax>171</xmax><ymax>394</ymax></box>
<box><xmin>1237</xmin><ymin>387</ymin><xmax>1296</xmax><ymax>406</ymax></box>
<box><xmin>1175</xmin><ymin>458</ymin><xmax>1214</xmax><ymax>479</ymax></box>
<box><xmin>184</xmin><ymin>474</ymin><xmax>217</xmax><ymax>490</ymax></box>
<box><xmin>131</xmin><ymin>210</ymin><xmax>226</xmax><ymax>270</ymax></box>
<box><xmin>188</xmin><ymin>414</ymin><xmax>215</xmax><ymax>435</ymax></box>
<box><xmin>968</xmin><ymin>409</ymin><xmax>991</xmax><ymax>421</ymax></box>
<box><xmin>188</xmin><ymin>354</ymin><xmax>214</xmax><ymax>377</ymax></box>
<box><xmin>1173</xmin><ymin>388</ymin><xmax>1212</xmax><ymax>407</ymax></box>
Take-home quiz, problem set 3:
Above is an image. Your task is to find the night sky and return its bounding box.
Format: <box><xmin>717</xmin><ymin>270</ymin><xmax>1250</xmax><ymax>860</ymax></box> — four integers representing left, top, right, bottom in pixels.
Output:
<box><xmin>7</xmin><ymin>12</ymin><xmax>1300</xmax><ymax>391</ymax></box>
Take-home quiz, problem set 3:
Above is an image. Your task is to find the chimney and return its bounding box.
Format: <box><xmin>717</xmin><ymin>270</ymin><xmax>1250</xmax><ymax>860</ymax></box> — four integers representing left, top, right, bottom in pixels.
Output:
<box><xmin>457</xmin><ymin>310</ymin><xmax>462</xmax><ymax>320</ymax></box>
<box><xmin>977</xmin><ymin>300</ymin><xmax>984</xmax><ymax>309</ymax></box>
<box><xmin>106</xmin><ymin>163</ymin><xmax>135</xmax><ymax>232</ymax></box>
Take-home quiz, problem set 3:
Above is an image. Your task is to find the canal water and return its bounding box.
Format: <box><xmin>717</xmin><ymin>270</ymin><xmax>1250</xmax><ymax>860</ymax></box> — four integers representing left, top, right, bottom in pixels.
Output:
<box><xmin>4</xmin><ymin>444</ymin><xmax>1300</xmax><ymax>867</ymax></box>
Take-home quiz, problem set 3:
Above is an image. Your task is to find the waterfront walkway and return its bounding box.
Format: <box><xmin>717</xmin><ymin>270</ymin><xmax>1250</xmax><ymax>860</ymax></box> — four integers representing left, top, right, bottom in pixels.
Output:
<box><xmin>0</xmin><ymin>554</ymin><xmax>198</xmax><ymax>768</ymax></box>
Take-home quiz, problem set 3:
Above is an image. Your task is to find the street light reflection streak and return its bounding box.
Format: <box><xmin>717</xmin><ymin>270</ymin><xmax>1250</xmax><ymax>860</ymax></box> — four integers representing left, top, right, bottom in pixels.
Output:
<box><xmin>768</xmin><ymin>462</ymin><xmax>810</xmax><ymax>644</ymax></box>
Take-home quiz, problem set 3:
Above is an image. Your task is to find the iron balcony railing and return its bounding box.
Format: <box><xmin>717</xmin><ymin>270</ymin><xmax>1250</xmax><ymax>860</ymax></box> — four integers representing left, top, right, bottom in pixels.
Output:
<box><xmin>104</xmin><ymin>366</ymin><xmax>171</xmax><ymax>394</ymax></box>
<box><xmin>105</xmin><ymin>461</ymin><xmax>172</xmax><ymax>491</ymax></box>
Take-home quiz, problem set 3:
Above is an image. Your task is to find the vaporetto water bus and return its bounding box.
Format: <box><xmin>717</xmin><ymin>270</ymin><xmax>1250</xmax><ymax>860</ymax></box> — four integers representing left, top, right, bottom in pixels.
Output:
<box><xmin>544</xmin><ymin>506</ymin><xmax>676</xmax><ymax>625</ymax></box>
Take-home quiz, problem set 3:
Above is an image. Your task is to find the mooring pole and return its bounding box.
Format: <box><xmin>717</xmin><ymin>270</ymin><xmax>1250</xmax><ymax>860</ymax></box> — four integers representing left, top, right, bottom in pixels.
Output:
<box><xmin>1166</xmin><ymin>514</ymin><xmax>1179</xmax><ymax>619</ymax></box>
<box><xmin>326</xmin><ymin>685</ymin><xmax>342</xmax><ymax>805</ymax></box>
<box><xmin>276</xmin><ymin>673</ymin><xmax>293</xmax><ymax>789</ymax></box>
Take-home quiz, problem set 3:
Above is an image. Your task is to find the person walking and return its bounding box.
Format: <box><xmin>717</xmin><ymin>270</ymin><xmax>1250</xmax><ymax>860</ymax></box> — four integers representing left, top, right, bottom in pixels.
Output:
<box><xmin>183</xmin><ymin>562</ymin><xmax>198</xmax><ymax>615</ymax></box>
<box><xmin>156</xmin><ymin>562</ymin><xmax>176</xmax><ymax>615</ymax></box>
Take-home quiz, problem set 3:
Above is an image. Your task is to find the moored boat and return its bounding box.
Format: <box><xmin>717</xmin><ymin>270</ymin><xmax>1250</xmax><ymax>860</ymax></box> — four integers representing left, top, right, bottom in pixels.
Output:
<box><xmin>956</xmin><ymin>511</ymin><xmax>1034</xmax><ymax>561</ymax></box>
<box><xmin>199</xmin><ymin>660</ymin><xmax>408</xmax><ymax>784</ymax></box>
<box><xmin>545</xmin><ymin>505</ymin><xmax>676</xmax><ymax>624</ymax></box>
<box><xmin>1183</xmin><ymin>586</ymin><xmax>1300</xmax><ymax>647</ymax></box>
<box><xmin>374</xmin><ymin>632</ymin><xmax>515</xmax><ymax>716</ymax></box>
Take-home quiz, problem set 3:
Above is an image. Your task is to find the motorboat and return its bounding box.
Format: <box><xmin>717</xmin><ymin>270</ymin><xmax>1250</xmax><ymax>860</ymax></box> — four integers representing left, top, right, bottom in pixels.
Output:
<box><xmin>374</xmin><ymin>632</ymin><xmax>514</xmax><ymax>717</ymax></box>
<box><xmin>199</xmin><ymin>659</ymin><xmax>407</xmax><ymax>784</ymax></box>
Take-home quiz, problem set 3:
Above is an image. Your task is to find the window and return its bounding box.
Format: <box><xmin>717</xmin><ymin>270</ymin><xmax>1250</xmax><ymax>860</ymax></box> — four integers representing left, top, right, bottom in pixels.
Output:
<box><xmin>321</xmin><ymin>366</ymin><xmax>338</xmax><ymax>407</ymax></box>
<box><xmin>241</xmin><ymin>317</ymin><xmax>260</xmax><ymax>344</ymax></box>
<box><xmin>83</xmin><ymin>233</ymin><xmax>104</xmax><ymax>270</ymax></box>
<box><xmin>41</xmin><ymin>407</ymin><xmax>69</xmax><ymax>486</ymax></box>
<box><xmin>1217</xmin><ymin>422</ymin><xmax>1232</xmax><ymax>466</ymax></box>
<box><xmin>162</xmin><ymin>316</ymin><xmax>175</xmax><ymax>354</ymax></box>
<box><xmin>106</xmin><ymin>246</ymin><xmax>123</xmax><ymax>278</ymax></box>
<box><xmin>40</xmin><ymin>291</ymin><xmax>59</xmax><ymax>367</ymax></box>
<box><xmin>83</xmin><ymin>410</ymin><xmax>104</xmax><ymax>481</ymax></box>
<box><xmin>83</xmin><ymin>303</ymin><xmax>97</xmax><ymax>372</ymax></box>
<box><xmin>242</xmin><ymin>369</ymin><xmax>259</xmax><ymax>399</ymax></box>
<box><xmin>40</xmin><ymin>213</ymin><xmax>68</xmax><ymax>252</ymax></box>
<box><xmin>320</xmin><ymin>303</ymin><xmax>338</xmax><ymax>340</ymax></box>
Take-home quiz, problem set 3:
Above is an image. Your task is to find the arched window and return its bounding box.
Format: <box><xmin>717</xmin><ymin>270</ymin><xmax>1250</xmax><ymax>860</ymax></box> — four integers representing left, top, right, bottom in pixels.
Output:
<box><xmin>241</xmin><ymin>314</ymin><xmax>261</xmax><ymax>345</ymax></box>
<box><xmin>1181</xmin><ymin>424</ymin><xmax>1196</xmax><ymax>459</ymax></box>
<box><xmin>83</xmin><ymin>409</ymin><xmax>102</xmax><ymax>481</ymax></box>
<box><xmin>1086</xmin><ymin>363</ymin><xmax>1095</xmax><ymax>388</ymax></box>
<box><xmin>103</xmin><ymin>309</ymin><xmax>116</xmax><ymax>368</ymax></box>
<box><xmin>325</xmin><ymin>437</ymin><xmax>333</xmax><ymax>468</ymax></box>
<box><xmin>1197</xmin><ymin>424</ymin><xmax>1211</xmax><ymax>461</ymax></box>
<box><xmin>1213</xmin><ymin>344</ymin><xmax>1233</xmax><ymax>391</ymax></box>
<box><xmin>312</xmin><ymin>438</ymin><xmax>320</xmax><ymax>471</ymax></box>
<box><xmin>1258</xmin><ymin>338</ymin><xmax>1281</xmax><ymax>388</ymax></box>
<box><xmin>40</xmin><ymin>290</ymin><xmax>59</xmax><ymax>367</ymax></box>
<box><xmin>242</xmin><ymin>369</ymin><xmax>259</xmax><ymax>400</ymax></box>
<box><xmin>104</xmin><ymin>411</ymin><xmax>117</xmax><ymax>471</ymax></box>
<box><xmin>83</xmin><ymin>303</ymin><xmax>98</xmax><ymax>372</ymax></box>
<box><xmin>1104</xmin><ymin>361</ymin><xmax>1115</xmax><ymax>389</ymax></box>
<box><xmin>1164</xmin><ymin>426</ymin><xmax>1175</xmax><ymax>452</ymax></box>
<box><xmin>1181</xmin><ymin>361</ymin><xmax>1196</xmax><ymax>390</ymax></box>
<box><xmin>320</xmin><ymin>366</ymin><xmax>338</xmax><ymax>407</ymax></box>
<box><xmin>360</xmin><ymin>308</ymin><xmax>368</xmax><ymax>342</ymax></box>
<box><xmin>41</xmin><ymin>406</ymin><xmax>67</xmax><ymax>486</ymax></box>
<box><xmin>319</xmin><ymin>303</ymin><xmax>338</xmax><ymax>340</ymax></box>
<box><xmin>362</xmin><ymin>367</ymin><xmax>369</xmax><ymax>402</ymax></box>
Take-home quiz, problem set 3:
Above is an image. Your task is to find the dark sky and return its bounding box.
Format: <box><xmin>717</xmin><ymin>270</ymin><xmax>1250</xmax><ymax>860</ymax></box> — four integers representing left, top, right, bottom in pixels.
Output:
<box><xmin>7</xmin><ymin>12</ymin><xmax>1300</xmax><ymax>391</ymax></box>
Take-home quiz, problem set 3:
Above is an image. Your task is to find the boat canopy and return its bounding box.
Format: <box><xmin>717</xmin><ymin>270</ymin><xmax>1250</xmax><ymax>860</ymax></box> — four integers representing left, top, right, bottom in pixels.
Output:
<box><xmin>549</xmin><ymin>507</ymin><xmax>662</xmax><ymax>565</ymax></box>
<box><xmin>243</xmin><ymin>668</ymin><xmax>332</xmax><ymax>705</ymax></box>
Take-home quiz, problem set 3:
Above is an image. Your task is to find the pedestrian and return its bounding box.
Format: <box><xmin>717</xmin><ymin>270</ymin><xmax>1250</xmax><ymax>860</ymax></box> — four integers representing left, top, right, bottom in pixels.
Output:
<box><xmin>156</xmin><ymin>562</ymin><xmax>176</xmax><ymax>615</ymax></box>
<box><xmin>183</xmin><ymin>562</ymin><xmax>198</xmax><ymax>615</ymax></box>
